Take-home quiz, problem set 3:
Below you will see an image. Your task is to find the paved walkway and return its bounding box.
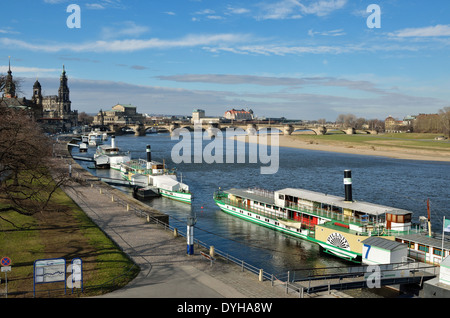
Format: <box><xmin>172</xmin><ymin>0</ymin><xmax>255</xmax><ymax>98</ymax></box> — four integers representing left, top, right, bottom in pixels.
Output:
<box><xmin>55</xmin><ymin>141</ymin><xmax>347</xmax><ymax>299</ymax></box>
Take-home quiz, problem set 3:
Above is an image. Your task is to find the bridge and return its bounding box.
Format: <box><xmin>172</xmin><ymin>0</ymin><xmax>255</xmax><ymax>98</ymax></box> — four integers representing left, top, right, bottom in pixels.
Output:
<box><xmin>106</xmin><ymin>122</ymin><xmax>378</xmax><ymax>136</ymax></box>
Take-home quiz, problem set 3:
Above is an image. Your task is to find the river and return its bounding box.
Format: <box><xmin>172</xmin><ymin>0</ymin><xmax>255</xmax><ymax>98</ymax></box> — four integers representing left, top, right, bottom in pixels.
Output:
<box><xmin>74</xmin><ymin>132</ymin><xmax>450</xmax><ymax>297</ymax></box>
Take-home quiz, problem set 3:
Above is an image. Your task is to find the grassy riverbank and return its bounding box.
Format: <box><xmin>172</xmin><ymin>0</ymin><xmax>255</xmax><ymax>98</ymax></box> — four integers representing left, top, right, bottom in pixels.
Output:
<box><xmin>277</xmin><ymin>132</ymin><xmax>450</xmax><ymax>162</ymax></box>
<box><xmin>0</xmin><ymin>172</ymin><xmax>139</xmax><ymax>298</ymax></box>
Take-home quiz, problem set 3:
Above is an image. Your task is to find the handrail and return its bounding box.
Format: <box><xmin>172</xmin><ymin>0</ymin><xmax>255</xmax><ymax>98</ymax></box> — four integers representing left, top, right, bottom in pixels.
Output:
<box><xmin>214</xmin><ymin>191</ymin><xmax>426</xmax><ymax>237</ymax></box>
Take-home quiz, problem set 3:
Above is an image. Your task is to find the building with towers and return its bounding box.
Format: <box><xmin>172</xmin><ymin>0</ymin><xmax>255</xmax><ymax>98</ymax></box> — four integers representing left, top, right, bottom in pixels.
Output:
<box><xmin>1</xmin><ymin>58</ymin><xmax>78</xmax><ymax>132</ymax></box>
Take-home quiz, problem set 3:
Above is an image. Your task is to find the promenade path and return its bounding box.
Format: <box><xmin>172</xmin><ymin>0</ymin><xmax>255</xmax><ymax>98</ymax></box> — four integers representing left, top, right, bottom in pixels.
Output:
<box><xmin>54</xmin><ymin>141</ymin><xmax>348</xmax><ymax>299</ymax></box>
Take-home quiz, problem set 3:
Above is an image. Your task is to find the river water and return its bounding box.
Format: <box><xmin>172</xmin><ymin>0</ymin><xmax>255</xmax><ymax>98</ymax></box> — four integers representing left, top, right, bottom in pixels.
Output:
<box><xmin>74</xmin><ymin>132</ymin><xmax>450</xmax><ymax>297</ymax></box>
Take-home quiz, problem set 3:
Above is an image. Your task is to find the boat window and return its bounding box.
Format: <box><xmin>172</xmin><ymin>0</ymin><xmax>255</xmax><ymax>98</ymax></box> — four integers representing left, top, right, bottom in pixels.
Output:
<box><xmin>254</xmin><ymin>201</ymin><xmax>258</xmax><ymax>204</ymax></box>
<box><xmin>418</xmin><ymin>245</ymin><xmax>429</xmax><ymax>253</ymax></box>
<box><xmin>397</xmin><ymin>215</ymin><xmax>404</xmax><ymax>223</ymax></box>
<box><xmin>433</xmin><ymin>248</ymin><xmax>443</xmax><ymax>256</ymax></box>
<box><xmin>279</xmin><ymin>194</ymin><xmax>284</xmax><ymax>200</ymax></box>
<box><xmin>266</xmin><ymin>204</ymin><xmax>271</xmax><ymax>208</ymax></box>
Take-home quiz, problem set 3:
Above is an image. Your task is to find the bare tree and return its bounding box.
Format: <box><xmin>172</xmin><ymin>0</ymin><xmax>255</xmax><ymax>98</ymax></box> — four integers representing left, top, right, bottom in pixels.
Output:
<box><xmin>336</xmin><ymin>113</ymin><xmax>358</xmax><ymax>128</ymax></box>
<box><xmin>78</xmin><ymin>111</ymin><xmax>94</xmax><ymax>125</ymax></box>
<box><xmin>0</xmin><ymin>73</ymin><xmax>23</xmax><ymax>96</ymax></box>
<box><xmin>0</xmin><ymin>106</ymin><xmax>68</xmax><ymax>217</ymax></box>
<box><xmin>439</xmin><ymin>107</ymin><xmax>450</xmax><ymax>137</ymax></box>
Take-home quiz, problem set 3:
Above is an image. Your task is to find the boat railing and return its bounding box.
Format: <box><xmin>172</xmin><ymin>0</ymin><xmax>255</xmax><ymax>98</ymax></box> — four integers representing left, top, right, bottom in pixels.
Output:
<box><xmin>284</xmin><ymin>200</ymin><xmax>376</xmax><ymax>228</ymax></box>
<box><xmin>214</xmin><ymin>191</ymin><xmax>284</xmax><ymax>221</ymax></box>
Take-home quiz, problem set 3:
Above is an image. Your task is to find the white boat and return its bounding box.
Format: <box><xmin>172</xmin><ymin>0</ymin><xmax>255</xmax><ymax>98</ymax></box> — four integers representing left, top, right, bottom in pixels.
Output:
<box><xmin>88</xmin><ymin>131</ymin><xmax>104</xmax><ymax>147</ymax></box>
<box><xmin>94</xmin><ymin>136</ymin><xmax>131</xmax><ymax>170</ymax></box>
<box><xmin>120</xmin><ymin>145</ymin><xmax>192</xmax><ymax>204</ymax></box>
<box><xmin>214</xmin><ymin>170</ymin><xmax>425</xmax><ymax>263</ymax></box>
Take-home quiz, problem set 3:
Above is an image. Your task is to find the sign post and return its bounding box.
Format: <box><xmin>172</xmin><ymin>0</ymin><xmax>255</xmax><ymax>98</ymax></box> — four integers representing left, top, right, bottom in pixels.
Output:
<box><xmin>33</xmin><ymin>258</ymin><xmax>66</xmax><ymax>297</ymax></box>
<box><xmin>1</xmin><ymin>257</ymin><xmax>12</xmax><ymax>298</ymax></box>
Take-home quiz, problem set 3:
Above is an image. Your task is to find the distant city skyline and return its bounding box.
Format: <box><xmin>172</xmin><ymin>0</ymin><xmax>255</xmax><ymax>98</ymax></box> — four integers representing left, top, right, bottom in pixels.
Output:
<box><xmin>1</xmin><ymin>1</ymin><xmax>450</xmax><ymax>121</ymax></box>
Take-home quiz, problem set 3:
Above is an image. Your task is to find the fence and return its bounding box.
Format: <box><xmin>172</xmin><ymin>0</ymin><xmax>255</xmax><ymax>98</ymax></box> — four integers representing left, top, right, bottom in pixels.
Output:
<box><xmin>83</xmin><ymin>177</ymin><xmax>305</xmax><ymax>297</ymax></box>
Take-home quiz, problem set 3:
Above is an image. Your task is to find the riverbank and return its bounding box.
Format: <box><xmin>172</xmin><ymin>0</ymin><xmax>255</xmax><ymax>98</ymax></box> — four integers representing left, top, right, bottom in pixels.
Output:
<box><xmin>241</xmin><ymin>133</ymin><xmax>450</xmax><ymax>162</ymax></box>
<box><xmin>58</xmin><ymin>139</ymin><xmax>346</xmax><ymax>299</ymax></box>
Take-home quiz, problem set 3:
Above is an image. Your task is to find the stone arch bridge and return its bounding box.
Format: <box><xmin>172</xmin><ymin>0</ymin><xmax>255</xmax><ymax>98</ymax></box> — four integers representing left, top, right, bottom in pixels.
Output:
<box><xmin>108</xmin><ymin>122</ymin><xmax>378</xmax><ymax>136</ymax></box>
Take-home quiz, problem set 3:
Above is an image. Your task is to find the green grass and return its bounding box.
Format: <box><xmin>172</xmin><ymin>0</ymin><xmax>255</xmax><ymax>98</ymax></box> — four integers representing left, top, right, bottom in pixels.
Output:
<box><xmin>0</xmin><ymin>172</ymin><xmax>139</xmax><ymax>297</ymax></box>
<box><xmin>291</xmin><ymin>132</ymin><xmax>450</xmax><ymax>152</ymax></box>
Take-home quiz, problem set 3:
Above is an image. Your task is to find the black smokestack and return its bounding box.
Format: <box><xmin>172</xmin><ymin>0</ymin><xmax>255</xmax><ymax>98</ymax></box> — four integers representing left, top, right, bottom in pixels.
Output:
<box><xmin>146</xmin><ymin>145</ymin><xmax>151</xmax><ymax>162</ymax></box>
<box><xmin>344</xmin><ymin>170</ymin><xmax>352</xmax><ymax>202</ymax></box>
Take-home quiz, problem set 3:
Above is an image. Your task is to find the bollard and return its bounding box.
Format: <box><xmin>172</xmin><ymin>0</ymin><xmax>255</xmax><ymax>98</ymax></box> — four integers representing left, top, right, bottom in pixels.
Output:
<box><xmin>126</xmin><ymin>204</ymin><xmax>130</xmax><ymax>211</ymax></box>
<box><xmin>209</xmin><ymin>246</ymin><xmax>215</xmax><ymax>258</ymax></box>
<box><xmin>259</xmin><ymin>269</ymin><xmax>263</xmax><ymax>282</ymax></box>
<box><xmin>111</xmin><ymin>195</ymin><xmax>114</xmax><ymax>202</ymax></box>
<box><xmin>174</xmin><ymin>228</ymin><xmax>178</xmax><ymax>237</ymax></box>
<box><xmin>100</xmin><ymin>188</ymin><xmax>102</xmax><ymax>194</ymax></box>
<box><xmin>91</xmin><ymin>184</ymin><xmax>93</xmax><ymax>188</ymax></box>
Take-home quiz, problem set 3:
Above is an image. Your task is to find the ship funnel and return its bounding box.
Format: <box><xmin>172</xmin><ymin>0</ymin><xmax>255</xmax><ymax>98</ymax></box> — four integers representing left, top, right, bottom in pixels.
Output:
<box><xmin>344</xmin><ymin>170</ymin><xmax>353</xmax><ymax>202</ymax></box>
<box><xmin>111</xmin><ymin>135</ymin><xmax>116</xmax><ymax>148</ymax></box>
<box><xmin>146</xmin><ymin>145</ymin><xmax>152</xmax><ymax>169</ymax></box>
<box><xmin>146</xmin><ymin>145</ymin><xmax>152</xmax><ymax>162</ymax></box>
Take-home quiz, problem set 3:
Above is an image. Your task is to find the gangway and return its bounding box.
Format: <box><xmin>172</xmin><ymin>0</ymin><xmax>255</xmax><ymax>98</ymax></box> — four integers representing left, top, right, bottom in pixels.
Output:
<box><xmin>72</xmin><ymin>155</ymin><xmax>94</xmax><ymax>162</ymax></box>
<box><xmin>289</xmin><ymin>261</ymin><xmax>438</xmax><ymax>294</ymax></box>
<box><xmin>99</xmin><ymin>177</ymin><xmax>146</xmax><ymax>188</ymax></box>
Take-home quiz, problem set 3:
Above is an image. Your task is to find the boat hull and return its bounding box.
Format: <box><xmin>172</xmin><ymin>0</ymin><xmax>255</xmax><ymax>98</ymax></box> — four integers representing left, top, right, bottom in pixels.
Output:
<box><xmin>214</xmin><ymin>198</ymin><xmax>361</xmax><ymax>262</ymax></box>
<box><xmin>160</xmin><ymin>189</ymin><xmax>192</xmax><ymax>204</ymax></box>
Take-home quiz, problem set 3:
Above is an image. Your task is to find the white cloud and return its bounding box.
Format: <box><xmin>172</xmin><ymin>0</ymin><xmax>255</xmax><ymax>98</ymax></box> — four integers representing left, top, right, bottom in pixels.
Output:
<box><xmin>298</xmin><ymin>0</ymin><xmax>347</xmax><ymax>17</ymax></box>
<box><xmin>0</xmin><ymin>65</ymin><xmax>59</xmax><ymax>74</ymax></box>
<box><xmin>101</xmin><ymin>21</ymin><xmax>150</xmax><ymax>39</ymax></box>
<box><xmin>227</xmin><ymin>7</ymin><xmax>250</xmax><ymax>15</ymax></box>
<box><xmin>257</xmin><ymin>0</ymin><xmax>347</xmax><ymax>20</ymax></box>
<box><xmin>86</xmin><ymin>3</ymin><xmax>106</xmax><ymax>10</ymax></box>
<box><xmin>0</xmin><ymin>33</ymin><xmax>251</xmax><ymax>53</ymax></box>
<box><xmin>389</xmin><ymin>24</ymin><xmax>450</xmax><ymax>37</ymax></box>
<box><xmin>308</xmin><ymin>29</ymin><xmax>346</xmax><ymax>37</ymax></box>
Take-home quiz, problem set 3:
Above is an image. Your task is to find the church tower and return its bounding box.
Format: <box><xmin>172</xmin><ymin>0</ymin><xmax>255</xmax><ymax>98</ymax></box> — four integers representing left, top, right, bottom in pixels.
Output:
<box><xmin>57</xmin><ymin>65</ymin><xmax>71</xmax><ymax>116</ymax></box>
<box><xmin>3</xmin><ymin>57</ymin><xmax>16</xmax><ymax>98</ymax></box>
<box><xmin>32</xmin><ymin>79</ymin><xmax>42</xmax><ymax>105</ymax></box>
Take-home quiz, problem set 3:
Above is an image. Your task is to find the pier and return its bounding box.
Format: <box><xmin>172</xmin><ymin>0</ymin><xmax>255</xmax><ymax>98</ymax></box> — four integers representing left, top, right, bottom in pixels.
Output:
<box><xmin>290</xmin><ymin>262</ymin><xmax>438</xmax><ymax>294</ymax></box>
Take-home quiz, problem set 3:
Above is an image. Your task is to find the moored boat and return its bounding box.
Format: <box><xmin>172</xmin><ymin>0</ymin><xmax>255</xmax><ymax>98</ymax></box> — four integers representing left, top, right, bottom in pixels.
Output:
<box><xmin>94</xmin><ymin>135</ymin><xmax>131</xmax><ymax>170</ymax></box>
<box><xmin>214</xmin><ymin>170</ymin><xmax>428</xmax><ymax>263</ymax></box>
<box><xmin>120</xmin><ymin>145</ymin><xmax>192</xmax><ymax>204</ymax></box>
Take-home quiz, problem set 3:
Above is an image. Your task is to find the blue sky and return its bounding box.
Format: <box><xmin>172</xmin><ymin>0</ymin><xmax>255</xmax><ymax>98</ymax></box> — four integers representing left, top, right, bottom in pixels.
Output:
<box><xmin>1</xmin><ymin>0</ymin><xmax>450</xmax><ymax>120</ymax></box>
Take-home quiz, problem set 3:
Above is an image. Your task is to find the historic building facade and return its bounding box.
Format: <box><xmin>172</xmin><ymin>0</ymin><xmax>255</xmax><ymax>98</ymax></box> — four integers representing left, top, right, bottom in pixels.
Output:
<box><xmin>224</xmin><ymin>108</ymin><xmax>254</xmax><ymax>121</ymax></box>
<box><xmin>92</xmin><ymin>104</ymin><xmax>145</xmax><ymax>126</ymax></box>
<box><xmin>1</xmin><ymin>60</ymin><xmax>78</xmax><ymax>131</ymax></box>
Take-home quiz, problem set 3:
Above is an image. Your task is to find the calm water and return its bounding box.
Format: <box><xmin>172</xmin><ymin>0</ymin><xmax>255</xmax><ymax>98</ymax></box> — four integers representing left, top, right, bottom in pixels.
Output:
<box><xmin>74</xmin><ymin>132</ymin><xmax>450</xmax><ymax>295</ymax></box>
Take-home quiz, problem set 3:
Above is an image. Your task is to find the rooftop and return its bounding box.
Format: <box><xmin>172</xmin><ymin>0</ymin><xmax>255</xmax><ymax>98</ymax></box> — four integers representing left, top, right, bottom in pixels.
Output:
<box><xmin>362</xmin><ymin>236</ymin><xmax>406</xmax><ymax>251</ymax></box>
<box><xmin>276</xmin><ymin>188</ymin><xmax>411</xmax><ymax>217</ymax></box>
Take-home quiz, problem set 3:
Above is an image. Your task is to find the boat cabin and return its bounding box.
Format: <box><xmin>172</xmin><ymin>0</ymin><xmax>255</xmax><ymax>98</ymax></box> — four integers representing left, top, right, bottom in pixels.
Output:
<box><xmin>274</xmin><ymin>188</ymin><xmax>412</xmax><ymax>234</ymax></box>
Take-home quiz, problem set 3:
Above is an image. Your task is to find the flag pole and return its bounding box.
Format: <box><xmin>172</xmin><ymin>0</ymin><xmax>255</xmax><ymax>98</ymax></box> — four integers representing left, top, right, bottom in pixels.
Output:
<box><xmin>442</xmin><ymin>216</ymin><xmax>446</xmax><ymax>262</ymax></box>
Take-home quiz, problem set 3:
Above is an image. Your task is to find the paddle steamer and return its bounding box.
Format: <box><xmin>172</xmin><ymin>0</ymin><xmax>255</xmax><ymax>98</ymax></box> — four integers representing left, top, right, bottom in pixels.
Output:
<box><xmin>214</xmin><ymin>170</ymin><xmax>424</xmax><ymax>263</ymax></box>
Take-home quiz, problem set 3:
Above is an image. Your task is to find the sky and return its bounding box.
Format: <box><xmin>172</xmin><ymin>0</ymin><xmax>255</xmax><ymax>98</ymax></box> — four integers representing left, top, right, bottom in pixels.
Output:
<box><xmin>1</xmin><ymin>0</ymin><xmax>450</xmax><ymax>121</ymax></box>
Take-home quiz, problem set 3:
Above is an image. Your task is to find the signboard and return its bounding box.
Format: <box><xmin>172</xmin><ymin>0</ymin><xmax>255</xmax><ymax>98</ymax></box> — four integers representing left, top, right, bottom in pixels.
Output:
<box><xmin>1</xmin><ymin>266</ymin><xmax>11</xmax><ymax>272</ymax></box>
<box><xmin>33</xmin><ymin>258</ymin><xmax>66</xmax><ymax>296</ymax></box>
<box><xmin>34</xmin><ymin>258</ymin><xmax>66</xmax><ymax>283</ymax></box>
